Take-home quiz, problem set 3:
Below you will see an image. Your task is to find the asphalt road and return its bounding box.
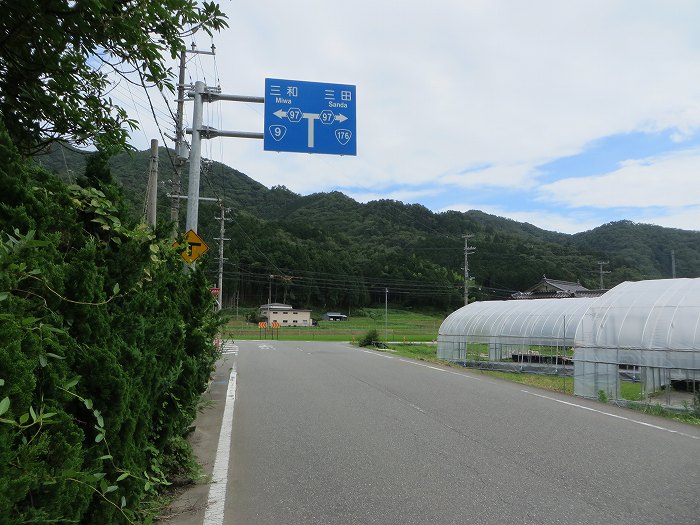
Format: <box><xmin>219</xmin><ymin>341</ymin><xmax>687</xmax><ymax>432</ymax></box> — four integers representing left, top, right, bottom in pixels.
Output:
<box><xmin>215</xmin><ymin>341</ymin><xmax>699</xmax><ymax>524</ymax></box>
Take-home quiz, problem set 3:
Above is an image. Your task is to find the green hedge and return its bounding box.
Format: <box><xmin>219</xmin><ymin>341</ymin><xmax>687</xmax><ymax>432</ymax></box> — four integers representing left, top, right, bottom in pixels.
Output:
<box><xmin>0</xmin><ymin>125</ymin><xmax>220</xmax><ymax>524</ymax></box>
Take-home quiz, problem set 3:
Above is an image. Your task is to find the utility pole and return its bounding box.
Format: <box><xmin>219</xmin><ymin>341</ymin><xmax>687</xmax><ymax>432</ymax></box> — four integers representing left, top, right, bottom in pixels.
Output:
<box><xmin>185</xmin><ymin>80</ymin><xmax>205</xmax><ymax>234</ymax></box>
<box><xmin>184</xmin><ymin>81</ymin><xmax>264</xmax><ymax>239</ymax></box>
<box><xmin>671</xmin><ymin>250</ymin><xmax>676</xmax><ymax>278</ymax></box>
<box><xmin>145</xmin><ymin>139</ymin><xmax>159</xmax><ymax>227</ymax></box>
<box><xmin>171</xmin><ymin>49</ymin><xmax>187</xmax><ymax>233</ymax></box>
<box><xmin>214</xmin><ymin>201</ymin><xmax>231</xmax><ymax>312</ymax></box>
<box><xmin>463</xmin><ymin>234</ymin><xmax>475</xmax><ymax>305</ymax></box>
<box><xmin>385</xmin><ymin>287</ymin><xmax>388</xmax><ymax>342</ymax></box>
<box><xmin>171</xmin><ymin>43</ymin><xmax>216</xmax><ymax>235</ymax></box>
<box><xmin>597</xmin><ymin>261</ymin><xmax>610</xmax><ymax>289</ymax></box>
<box><xmin>268</xmin><ymin>275</ymin><xmax>273</xmax><ymax>306</ymax></box>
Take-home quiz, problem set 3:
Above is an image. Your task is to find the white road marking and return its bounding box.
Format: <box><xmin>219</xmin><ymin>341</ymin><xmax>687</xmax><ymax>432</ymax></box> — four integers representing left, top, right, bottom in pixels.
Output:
<box><xmin>361</xmin><ymin>349</ymin><xmax>394</xmax><ymax>359</ymax></box>
<box><xmin>203</xmin><ymin>365</ymin><xmax>238</xmax><ymax>524</ymax></box>
<box><xmin>408</xmin><ymin>402</ymin><xmax>426</xmax><ymax>414</ymax></box>
<box><xmin>446</xmin><ymin>370</ymin><xmax>484</xmax><ymax>381</ymax></box>
<box><xmin>521</xmin><ymin>389</ymin><xmax>700</xmax><ymax>441</ymax></box>
<box><xmin>397</xmin><ymin>358</ymin><xmax>445</xmax><ymax>372</ymax></box>
<box><xmin>221</xmin><ymin>339</ymin><xmax>238</xmax><ymax>355</ymax></box>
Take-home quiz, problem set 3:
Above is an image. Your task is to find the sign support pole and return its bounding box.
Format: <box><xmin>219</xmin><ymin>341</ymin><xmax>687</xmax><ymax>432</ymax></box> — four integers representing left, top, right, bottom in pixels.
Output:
<box><xmin>186</xmin><ymin>81</ymin><xmax>205</xmax><ymax>235</ymax></box>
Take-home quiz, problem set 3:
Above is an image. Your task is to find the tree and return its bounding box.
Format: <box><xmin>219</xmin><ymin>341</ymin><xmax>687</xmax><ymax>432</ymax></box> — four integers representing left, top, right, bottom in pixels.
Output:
<box><xmin>0</xmin><ymin>0</ymin><xmax>227</xmax><ymax>155</ymax></box>
<box><xmin>0</xmin><ymin>119</ymin><xmax>221</xmax><ymax>523</ymax></box>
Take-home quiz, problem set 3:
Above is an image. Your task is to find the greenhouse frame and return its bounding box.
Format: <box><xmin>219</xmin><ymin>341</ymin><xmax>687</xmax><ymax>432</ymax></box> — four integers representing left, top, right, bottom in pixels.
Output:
<box><xmin>437</xmin><ymin>278</ymin><xmax>700</xmax><ymax>406</ymax></box>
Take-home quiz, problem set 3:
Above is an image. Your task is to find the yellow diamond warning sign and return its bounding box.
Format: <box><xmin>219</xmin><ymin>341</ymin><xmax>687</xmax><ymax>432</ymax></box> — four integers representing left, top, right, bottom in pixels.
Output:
<box><xmin>173</xmin><ymin>229</ymin><xmax>209</xmax><ymax>264</ymax></box>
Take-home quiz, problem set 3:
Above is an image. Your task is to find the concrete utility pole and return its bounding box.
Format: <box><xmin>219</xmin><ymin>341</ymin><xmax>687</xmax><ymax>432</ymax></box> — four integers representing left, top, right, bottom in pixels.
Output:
<box><xmin>171</xmin><ymin>43</ymin><xmax>216</xmax><ymax>235</ymax></box>
<box><xmin>463</xmin><ymin>234</ymin><xmax>475</xmax><ymax>305</ymax></box>
<box><xmin>385</xmin><ymin>288</ymin><xmax>388</xmax><ymax>342</ymax></box>
<box><xmin>184</xmin><ymin>81</ymin><xmax>264</xmax><ymax>238</ymax></box>
<box><xmin>597</xmin><ymin>261</ymin><xmax>610</xmax><ymax>289</ymax></box>
<box><xmin>214</xmin><ymin>201</ymin><xmax>231</xmax><ymax>312</ymax></box>
<box><xmin>268</xmin><ymin>275</ymin><xmax>273</xmax><ymax>307</ymax></box>
<box><xmin>170</xmin><ymin>50</ymin><xmax>187</xmax><ymax>233</ymax></box>
<box><xmin>145</xmin><ymin>139</ymin><xmax>159</xmax><ymax>227</ymax></box>
<box><xmin>671</xmin><ymin>250</ymin><xmax>676</xmax><ymax>278</ymax></box>
<box><xmin>185</xmin><ymin>81</ymin><xmax>206</xmax><ymax>234</ymax></box>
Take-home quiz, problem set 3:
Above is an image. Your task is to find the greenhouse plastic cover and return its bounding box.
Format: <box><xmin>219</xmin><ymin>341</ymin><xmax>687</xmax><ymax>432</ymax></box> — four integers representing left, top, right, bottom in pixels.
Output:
<box><xmin>437</xmin><ymin>297</ymin><xmax>596</xmax><ymax>361</ymax></box>
<box><xmin>574</xmin><ymin>278</ymin><xmax>700</xmax><ymax>397</ymax></box>
<box><xmin>439</xmin><ymin>297</ymin><xmax>595</xmax><ymax>344</ymax></box>
<box><xmin>574</xmin><ymin>278</ymin><xmax>700</xmax><ymax>352</ymax></box>
<box><xmin>437</xmin><ymin>278</ymin><xmax>700</xmax><ymax>398</ymax></box>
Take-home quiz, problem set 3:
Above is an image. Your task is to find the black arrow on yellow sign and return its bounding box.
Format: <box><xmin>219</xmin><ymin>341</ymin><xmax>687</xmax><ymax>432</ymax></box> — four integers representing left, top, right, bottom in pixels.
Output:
<box><xmin>173</xmin><ymin>229</ymin><xmax>209</xmax><ymax>264</ymax></box>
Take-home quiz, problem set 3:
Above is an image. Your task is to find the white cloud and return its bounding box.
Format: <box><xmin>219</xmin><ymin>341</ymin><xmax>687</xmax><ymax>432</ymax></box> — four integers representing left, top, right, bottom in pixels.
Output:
<box><xmin>344</xmin><ymin>187</ymin><xmax>444</xmax><ymax>204</ymax></box>
<box><xmin>438</xmin><ymin>163</ymin><xmax>540</xmax><ymax>189</ymax></box>
<box><xmin>439</xmin><ymin>203</ymin><xmax>602</xmax><ymax>234</ymax></box>
<box><xmin>539</xmin><ymin>148</ymin><xmax>700</xmax><ymax>208</ymax></box>
<box><xmin>126</xmin><ymin>1</ymin><xmax>700</xmax><ymax>231</ymax></box>
<box><xmin>642</xmin><ymin>207</ymin><xmax>700</xmax><ymax>232</ymax></box>
<box><xmin>220</xmin><ymin>2</ymin><xmax>700</xmax><ymax>183</ymax></box>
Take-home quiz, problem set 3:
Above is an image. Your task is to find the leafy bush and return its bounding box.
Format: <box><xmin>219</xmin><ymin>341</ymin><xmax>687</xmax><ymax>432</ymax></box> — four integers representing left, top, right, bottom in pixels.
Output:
<box><xmin>693</xmin><ymin>389</ymin><xmax>700</xmax><ymax>418</ymax></box>
<box><xmin>358</xmin><ymin>329</ymin><xmax>380</xmax><ymax>347</ymax></box>
<box><xmin>0</xmin><ymin>123</ymin><xmax>220</xmax><ymax>524</ymax></box>
<box><xmin>597</xmin><ymin>389</ymin><xmax>609</xmax><ymax>403</ymax></box>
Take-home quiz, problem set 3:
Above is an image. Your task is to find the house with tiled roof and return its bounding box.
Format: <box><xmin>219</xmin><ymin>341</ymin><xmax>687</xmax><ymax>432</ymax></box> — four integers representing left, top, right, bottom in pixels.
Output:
<box><xmin>511</xmin><ymin>276</ymin><xmax>606</xmax><ymax>299</ymax></box>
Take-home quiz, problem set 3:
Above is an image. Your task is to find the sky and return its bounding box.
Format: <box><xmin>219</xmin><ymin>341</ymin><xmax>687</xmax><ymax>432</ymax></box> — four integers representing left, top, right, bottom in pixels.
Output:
<box><xmin>119</xmin><ymin>1</ymin><xmax>700</xmax><ymax>234</ymax></box>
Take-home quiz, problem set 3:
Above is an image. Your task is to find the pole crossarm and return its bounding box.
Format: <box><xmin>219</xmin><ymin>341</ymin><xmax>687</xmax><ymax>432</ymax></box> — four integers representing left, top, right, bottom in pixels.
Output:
<box><xmin>185</xmin><ymin>126</ymin><xmax>263</xmax><ymax>140</ymax></box>
<box><xmin>187</xmin><ymin>91</ymin><xmax>264</xmax><ymax>104</ymax></box>
<box><xmin>166</xmin><ymin>194</ymin><xmax>219</xmax><ymax>202</ymax></box>
<box><xmin>210</xmin><ymin>93</ymin><xmax>264</xmax><ymax>104</ymax></box>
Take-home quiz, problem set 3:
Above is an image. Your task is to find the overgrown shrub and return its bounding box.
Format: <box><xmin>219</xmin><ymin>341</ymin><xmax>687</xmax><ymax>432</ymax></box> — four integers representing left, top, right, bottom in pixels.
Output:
<box><xmin>0</xmin><ymin>122</ymin><xmax>220</xmax><ymax>524</ymax></box>
<box><xmin>358</xmin><ymin>329</ymin><xmax>380</xmax><ymax>347</ymax></box>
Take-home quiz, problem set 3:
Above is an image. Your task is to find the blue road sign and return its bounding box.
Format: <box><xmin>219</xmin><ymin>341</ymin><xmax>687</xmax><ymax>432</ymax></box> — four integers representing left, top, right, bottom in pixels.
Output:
<box><xmin>264</xmin><ymin>78</ymin><xmax>356</xmax><ymax>156</ymax></box>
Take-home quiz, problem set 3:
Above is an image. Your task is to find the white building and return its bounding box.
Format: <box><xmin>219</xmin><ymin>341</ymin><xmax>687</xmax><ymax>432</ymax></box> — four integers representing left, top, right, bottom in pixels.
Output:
<box><xmin>260</xmin><ymin>303</ymin><xmax>312</xmax><ymax>327</ymax></box>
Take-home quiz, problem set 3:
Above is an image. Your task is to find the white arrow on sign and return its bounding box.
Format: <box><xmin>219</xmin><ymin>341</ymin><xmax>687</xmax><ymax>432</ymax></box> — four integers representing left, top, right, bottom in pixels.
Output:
<box><xmin>273</xmin><ymin>108</ymin><xmax>350</xmax><ymax>148</ymax></box>
<box><xmin>275</xmin><ymin>109</ymin><xmax>348</xmax><ymax>123</ymax></box>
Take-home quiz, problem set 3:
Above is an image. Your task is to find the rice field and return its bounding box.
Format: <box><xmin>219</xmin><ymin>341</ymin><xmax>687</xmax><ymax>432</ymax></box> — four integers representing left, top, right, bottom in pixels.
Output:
<box><xmin>221</xmin><ymin>307</ymin><xmax>446</xmax><ymax>342</ymax></box>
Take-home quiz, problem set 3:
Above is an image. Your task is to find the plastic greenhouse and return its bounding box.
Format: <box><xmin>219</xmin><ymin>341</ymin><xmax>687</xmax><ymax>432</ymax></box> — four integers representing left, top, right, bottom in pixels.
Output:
<box><xmin>437</xmin><ymin>278</ymin><xmax>700</xmax><ymax>405</ymax></box>
<box><xmin>437</xmin><ymin>297</ymin><xmax>595</xmax><ymax>362</ymax></box>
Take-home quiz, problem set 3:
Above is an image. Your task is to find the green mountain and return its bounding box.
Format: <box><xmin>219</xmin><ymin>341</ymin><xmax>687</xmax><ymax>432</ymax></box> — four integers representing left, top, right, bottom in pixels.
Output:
<box><xmin>35</xmin><ymin>145</ymin><xmax>700</xmax><ymax>312</ymax></box>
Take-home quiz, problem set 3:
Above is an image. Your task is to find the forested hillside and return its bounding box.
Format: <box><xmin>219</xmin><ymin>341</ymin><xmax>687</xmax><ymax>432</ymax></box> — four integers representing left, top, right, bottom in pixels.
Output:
<box><xmin>37</xmin><ymin>144</ymin><xmax>700</xmax><ymax>312</ymax></box>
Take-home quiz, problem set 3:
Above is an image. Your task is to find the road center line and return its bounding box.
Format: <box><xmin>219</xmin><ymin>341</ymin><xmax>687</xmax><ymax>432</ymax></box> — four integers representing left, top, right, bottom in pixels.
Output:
<box><xmin>203</xmin><ymin>364</ymin><xmax>238</xmax><ymax>525</ymax></box>
<box><xmin>521</xmin><ymin>389</ymin><xmax>700</xmax><ymax>440</ymax></box>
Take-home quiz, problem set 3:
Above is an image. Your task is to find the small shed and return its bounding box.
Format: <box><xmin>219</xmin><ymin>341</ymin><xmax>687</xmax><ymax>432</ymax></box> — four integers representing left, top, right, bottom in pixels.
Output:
<box><xmin>323</xmin><ymin>312</ymin><xmax>348</xmax><ymax>321</ymax></box>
